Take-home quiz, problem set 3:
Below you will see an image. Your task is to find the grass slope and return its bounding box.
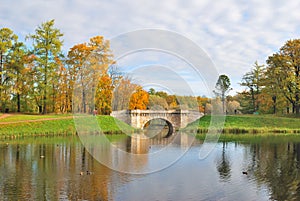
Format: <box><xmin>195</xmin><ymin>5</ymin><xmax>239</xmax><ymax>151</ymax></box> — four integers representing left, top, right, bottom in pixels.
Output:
<box><xmin>196</xmin><ymin>133</ymin><xmax>300</xmax><ymax>143</ymax></box>
<box><xmin>0</xmin><ymin>134</ymin><xmax>128</xmax><ymax>145</ymax></box>
<box><xmin>185</xmin><ymin>115</ymin><xmax>300</xmax><ymax>133</ymax></box>
<box><xmin>0</xmin><ymin>114</ymin><xmax>134</xmax><ymax>138</ymax></box>
<box><xmin>0</xmin><ymin>114</ymin><xmax>71</xmax><ymax>122</ymax></box>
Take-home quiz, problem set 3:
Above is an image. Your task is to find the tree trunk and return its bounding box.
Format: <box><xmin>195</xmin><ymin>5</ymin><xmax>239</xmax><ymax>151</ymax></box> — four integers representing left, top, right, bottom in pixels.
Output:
<box><xmin>17</xmin><ymin>93</ymin><xmax>20</xmax><ymax>113</ymax></box>
<box><xmin>16</xmin><ymin>71</ymin><xmax>21</xmax><ymax>113</ymax></box>
<box><xmin>52</xmin><ymin>83</ymin><xmax>55</xmax><ymax>113</ymax></box>
<box><xmin>292</xmin><ymin>104</ymin><xmax>295</xmax><ymax>114</ymax></box>
<box><xmin>82</xmin><ymin>91</ymin><xmax>86</xmax><ymax>113</ymax></box>
<box><xmin>272</xmin><ymin>95</ymin><xmax>277</xmax><ymax>114</ymax></box>
<box><xmin>38</xmin><ymin>105</ymin><xmax>42</xmax><ymax>114</ymax></box>
<box><xmin>250</xmin><ymin>88</ymin><xmax>255</xmax><ymax>112</ymax></box>
<box><xmin>43</xmin><ymin>94</ymin><xmax>47</xmax><ymax>114</ymax></box>
<box><xmin>43</xmin><ymin>49</ymin><xmax>48</xmax><ymax>115</ymax></box>
<box><xmin>0</xmin><ymin>52</ymin><xmax>2</xmax><ymax>85</ymax></box>
<box><xmin>296</xmin><ymin>104</ymin><xmax>300</xmax><ymax>115</ymax></box>
<box><xmin>0</xmin><ymin>52</ymin><xmax>3</xmax><ymax>112</ymax></box>
<box><xmin>296</xmin><ymin>94</ymin><xmax>300</xmax><ymax>115</ymax></box>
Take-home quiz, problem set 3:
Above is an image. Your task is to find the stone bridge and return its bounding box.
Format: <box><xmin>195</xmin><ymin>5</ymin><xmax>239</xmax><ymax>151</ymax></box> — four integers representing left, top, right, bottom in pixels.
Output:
<box><xmin>111</xmin><ymin>109</ymin><xmax>203</xmax><ymax>133</ymax></box>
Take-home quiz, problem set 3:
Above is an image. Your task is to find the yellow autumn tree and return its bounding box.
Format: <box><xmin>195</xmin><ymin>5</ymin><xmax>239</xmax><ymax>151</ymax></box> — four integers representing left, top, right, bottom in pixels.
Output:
<box><xmin>54</xmin><ymin>57</ymin><xmax>68</xmax><ymax>113</ymax></box>
<box><xmin>197</xmin><ymin>96</ymin><xmax>210</xmax><ymax>113</ymax></box>
<box><xmin>95</xmin><ymin>75</ymin><xmax>113</xmax><ymax>115</ymax></box>
<box><xmin>166</xmin><ymin>95</ymin><xmax>178</xmax><ymax>109</ymax></box>
<box><xmin>129</xmin><ymin>86</ymin><xmax>149</xmax><ymax>110</ymax></box>
<box><xmin>67</xmin><ymin>43</ymin><xmax>94</xmax><ymax>113</ymax></box>
<box><xmin>67</xmin><ymin>36</ymin><xmax>114</xmax><ymax>114</ymax></box>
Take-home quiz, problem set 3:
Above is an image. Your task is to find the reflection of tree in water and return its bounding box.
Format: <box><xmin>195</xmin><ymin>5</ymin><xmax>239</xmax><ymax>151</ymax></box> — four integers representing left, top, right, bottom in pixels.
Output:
<box><xmin>217</xmin><ymin>142</ymin><xmax>231</xmax><ymax>181</ymax></box>
<box><xmin>0</xmin><ymin>138</ymin><xmax>115</xmax><ymax>200</ymax></box>
<box><xmin>249</xmin><ymin>141</ymin><xmax>300</xmax><ymax>201</ymax></box>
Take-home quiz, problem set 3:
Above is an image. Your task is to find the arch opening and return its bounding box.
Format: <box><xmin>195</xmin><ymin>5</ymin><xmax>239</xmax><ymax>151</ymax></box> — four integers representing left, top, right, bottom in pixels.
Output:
<box><xmin>143</xmin><ymin>118</ymin><xmax>174</xmax><ymax>139</ymax></box>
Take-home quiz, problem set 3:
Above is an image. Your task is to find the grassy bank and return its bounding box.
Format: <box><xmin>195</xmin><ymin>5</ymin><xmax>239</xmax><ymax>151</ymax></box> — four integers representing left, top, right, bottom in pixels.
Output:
<box><xmin>196</xmin><ymin>133</ymin><xmax>300</xmax><ymax>143</ymax></box>
<box><xmin>0</xmin><ymin>114</ymin><xmax>134</xmax><ymax>139</ymax></box>
<box><xmin>0</xmin><ymin>114</ymin><xmax>71</xmax><ymax>122</ymax></box>
<box><xmin>0</xmin><ymin>134</ymin><xmax>128</xmax><ymax>145</ymax></box>
<box><xmin>1</xmin><ymin>113</ymin><xmax>300</xmax><ymax>139</ymax></box>
<box><xmin>185</xmin><ymin>115</ymin><xmax>300</xmax><ymax>134</ymax></box>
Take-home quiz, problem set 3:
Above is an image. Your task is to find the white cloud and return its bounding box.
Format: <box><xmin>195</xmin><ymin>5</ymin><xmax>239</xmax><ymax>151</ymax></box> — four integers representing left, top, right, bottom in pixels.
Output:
<box><xmin>1</xmin><ymin>0</ymin><xmax>300</xmax><ymax>96</ymax></box>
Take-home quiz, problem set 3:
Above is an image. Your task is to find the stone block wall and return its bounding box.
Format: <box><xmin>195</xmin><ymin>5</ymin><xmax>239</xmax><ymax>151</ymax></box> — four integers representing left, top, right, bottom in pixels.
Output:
<box><xmin>111</xmin><ymin>109</ymin><xmax>203</xmax><ymax>130</ymax></box>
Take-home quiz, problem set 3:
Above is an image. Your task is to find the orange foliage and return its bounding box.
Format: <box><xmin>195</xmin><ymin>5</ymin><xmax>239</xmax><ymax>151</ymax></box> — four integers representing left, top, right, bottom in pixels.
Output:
<box><xmin>166</xmin><ymin>95</ymin><xmax>178</xmax><ymax>109</ymax></box>
<box><xmin>95</xmin><ymin>75</ymin><xmax>113</xmax><ymax>115</ymax></box>
<box><xmin>197</xmin><ymin>96</ymin><xmax>209</xmax><ymax>113</ymax></box>
<box><xmin>129</xmin><ymin>86</ymin><xmax>149</xmax><ymax>110</ymax></box>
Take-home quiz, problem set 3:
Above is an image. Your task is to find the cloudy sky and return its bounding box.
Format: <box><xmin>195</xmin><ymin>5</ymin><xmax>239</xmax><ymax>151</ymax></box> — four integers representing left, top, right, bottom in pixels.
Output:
<box><xmin>2</xmin><ymin>0</ymin><xmax>300</xmax><ymax>96</ymax></box>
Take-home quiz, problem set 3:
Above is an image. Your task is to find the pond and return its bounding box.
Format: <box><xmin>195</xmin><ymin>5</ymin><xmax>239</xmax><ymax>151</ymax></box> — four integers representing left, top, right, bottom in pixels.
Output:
<box><xmin>1</xmin><ymin>133</ymin><xmax>300</xmax><ymax>201</ymax></box>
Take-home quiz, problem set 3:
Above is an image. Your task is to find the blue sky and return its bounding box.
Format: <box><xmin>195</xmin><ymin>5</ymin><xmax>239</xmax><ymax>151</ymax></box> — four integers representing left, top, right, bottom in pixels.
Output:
<box><xmin>1</xmin><ymin>0</ymin><xmax>300</xmax><ymax>96</ymax></box>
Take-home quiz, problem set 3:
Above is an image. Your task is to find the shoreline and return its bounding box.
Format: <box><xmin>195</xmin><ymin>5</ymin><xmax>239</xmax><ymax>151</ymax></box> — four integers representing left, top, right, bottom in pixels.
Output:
<box><xmin>0</xmin><ymin>114</ymin><xmax>299</xmax><ymax>139</ymax></box>
<box><xmin>184</xmin><ymin>128</ymin><xmax>300</xmax><ymax>134</ymax></box>
<box><xmin>0</xmin><ymin>115</ymin><xmax>134</xmax><ymax>139</ymax></box>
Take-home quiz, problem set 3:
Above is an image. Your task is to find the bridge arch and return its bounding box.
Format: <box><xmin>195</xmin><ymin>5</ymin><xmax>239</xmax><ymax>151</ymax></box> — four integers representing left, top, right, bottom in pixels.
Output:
<box><xmin>142</xmin><ymin>118</ymin><xmax>174</xmax><ymax>138</ymax></box>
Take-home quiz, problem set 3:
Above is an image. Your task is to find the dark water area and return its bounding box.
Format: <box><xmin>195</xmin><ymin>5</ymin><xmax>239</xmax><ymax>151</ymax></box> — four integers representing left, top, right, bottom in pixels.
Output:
<box><xmin>1</xmin><ymin>134</ymin><xmax>300</xmax><ymax>200</ymax></box>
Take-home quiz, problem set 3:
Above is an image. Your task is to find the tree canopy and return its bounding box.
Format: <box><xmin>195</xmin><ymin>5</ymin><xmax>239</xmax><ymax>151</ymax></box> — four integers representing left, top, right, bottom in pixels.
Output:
<box><xmin>266</xmin><ymin>39</ymin><xmax>300</xmax><ymax>114</ymax></box>
<box><xmin>214</xmin><ymin>74</ymin><xmax>231</xmax><ymax>113</ymax></box>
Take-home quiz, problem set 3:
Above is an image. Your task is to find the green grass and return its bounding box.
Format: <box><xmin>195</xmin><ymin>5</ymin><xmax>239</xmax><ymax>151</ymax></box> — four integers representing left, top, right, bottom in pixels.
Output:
<box><xmin>0</xmin><ymin>114</ymin><xmax>71</xmax><ymax>122</ymax></box>
<box><xmin>0</xmin><ymin>118</ymin><xmax>76</xmax><ymax>138</ymax></box>
<box><xmin>96</xmin><ymin>115</ymin><xmax>134</xmax><ymax>133</ymax></box>
<box><xmin>0</xmin><ymin>115</ymin><xmax>134</xmax><ymax>139</ymax></box>
<box><xmin>196</xmin><ymin>133</ymin><xmax>300</xmax><ymax>143</ymax></box>
<box><xmin>1</xmin><ymin>113</ymin><xmax>299</xmax><ymax>138</ymax></box>
<box><xmin>185</xmin><ymin>115</ymin><xmax>300</xmax><ymax>134</ymax></box>
<box><xmin>0</xmin><ymin>134</ymin><xmax>128</xmax><ymax>145</ymax></box>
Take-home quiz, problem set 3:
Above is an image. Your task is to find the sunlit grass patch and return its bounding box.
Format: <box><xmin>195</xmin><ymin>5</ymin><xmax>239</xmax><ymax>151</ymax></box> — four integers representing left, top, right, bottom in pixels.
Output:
<box><xmin>185</xmin><ymin>115</ymin><xmax>300</xmax><ymax>134</ymax></box>
<box><xmin>0</xmin><ymin>115</ymin><xmax>134</xmax><ymax>139</ymax></box>
<box><xmin>0</xmin><ymin>114</ymin><xmax>71</xmax><ymax>122</ymax></box>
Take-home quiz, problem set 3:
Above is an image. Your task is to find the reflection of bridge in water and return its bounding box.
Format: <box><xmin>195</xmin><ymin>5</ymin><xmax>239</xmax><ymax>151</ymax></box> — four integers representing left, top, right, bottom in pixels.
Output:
<box><xmin>111</xmin><ymin>109</ymin><xmax>203</xmax><ymax>136</ymax></box>
<box><xmin>148</xmin><ymin>132</ymin><xmax>195</xmax><ymax>146</ymax></box>
<box><xmin>85</xmin><ymin>132</ymin><xmax>197</xmax><ymax>174</ymax></box>
<box><xmin>115</xmin><ymin>133</ymin><xmax>197</xmax><ymax>154</ymax></box>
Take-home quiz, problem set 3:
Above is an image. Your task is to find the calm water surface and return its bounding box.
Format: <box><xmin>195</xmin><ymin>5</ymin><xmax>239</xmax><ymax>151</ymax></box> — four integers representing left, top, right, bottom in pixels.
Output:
<box><xmin>1</xmin><ymin>134</ymin><xmax>300</xmax><ymax>201</ymax></box>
